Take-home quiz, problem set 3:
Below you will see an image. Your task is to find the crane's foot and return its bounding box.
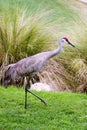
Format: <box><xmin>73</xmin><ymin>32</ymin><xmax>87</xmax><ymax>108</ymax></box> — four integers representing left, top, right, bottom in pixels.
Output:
<box><xmin>40</xmin><ymin>98</ymin><xmax>47</xmax><ymax>106</ymax></box>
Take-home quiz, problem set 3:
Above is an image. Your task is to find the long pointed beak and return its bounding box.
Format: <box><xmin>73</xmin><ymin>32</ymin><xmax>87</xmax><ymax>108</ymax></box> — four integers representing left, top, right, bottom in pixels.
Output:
<box><xmin>67</xmin><ymin>41</ymin><xmax>75</xmax><ymax>47</ymax></box>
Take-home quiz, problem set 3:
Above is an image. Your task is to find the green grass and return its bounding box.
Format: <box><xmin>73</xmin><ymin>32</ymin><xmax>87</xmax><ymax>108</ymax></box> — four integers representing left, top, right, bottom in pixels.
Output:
<box><xmin>0</xmin><ymin>86</ymin><xmax>87</xmax><ymax>130</ymax></box>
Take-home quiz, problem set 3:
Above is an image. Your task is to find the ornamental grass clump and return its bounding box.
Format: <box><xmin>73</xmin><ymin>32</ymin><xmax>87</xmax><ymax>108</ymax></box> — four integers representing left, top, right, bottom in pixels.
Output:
<box><xmin>71</xmin><ymin>58</ymin><xmax>87</xmax><ymax>84</ymax></box>
<box><xmin>0</xmin><ymin>8</ymin><xmax>53</xmax><ymax>65</ymax></box>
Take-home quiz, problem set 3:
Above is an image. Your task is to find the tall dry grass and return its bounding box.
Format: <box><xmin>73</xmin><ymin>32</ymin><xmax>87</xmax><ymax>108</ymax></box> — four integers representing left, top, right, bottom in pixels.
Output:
<box><xmin>71</xmin><ymin>59</ymin><xmax>87</xmax><ymax>84</ymax></box>
<box><xmin>66</xmin><ymin>21</ymin><xmax>87</xmax><ymax>90</ymax></box>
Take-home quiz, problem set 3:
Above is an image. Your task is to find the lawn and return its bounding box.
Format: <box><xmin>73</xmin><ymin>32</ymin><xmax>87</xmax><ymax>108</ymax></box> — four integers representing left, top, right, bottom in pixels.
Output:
<box><xmin>0</xmin><ymin>86</ymin><xmax>87</xmax><ymax>130</ymax></box>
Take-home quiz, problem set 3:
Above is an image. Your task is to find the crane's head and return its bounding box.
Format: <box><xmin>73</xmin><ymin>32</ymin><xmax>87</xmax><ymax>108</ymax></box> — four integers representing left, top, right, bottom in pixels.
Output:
<box><xmin>62</xmin><ymin>37</ymin><xmax>75</xmax><ymax>47</ymax></box>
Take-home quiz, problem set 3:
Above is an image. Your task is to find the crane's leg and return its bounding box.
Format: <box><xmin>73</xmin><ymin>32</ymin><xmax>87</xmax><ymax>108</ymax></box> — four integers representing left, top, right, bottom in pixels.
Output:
<box><xmin>25</xmin><ymin>88</ymin><xmax>27</xmax><ymax>109</ymax></box>
<box><xmin>24</xmin><ymin>77</ymin><xmax>47</xmax><ymax>109</ymax></box>
<box><xmin>27</xmin><ymin>80</ymin><xmax>47</xmax><ymax>106</ymax></box>
<box><xmin>27</xmin><ymin>89</ymin><xmax>47</xmax><ymax>106</ymax></box>
<box><xmin>24</xmin><ymin>79</ymin><xmax>29</xmax><ymax>109</ymax></box>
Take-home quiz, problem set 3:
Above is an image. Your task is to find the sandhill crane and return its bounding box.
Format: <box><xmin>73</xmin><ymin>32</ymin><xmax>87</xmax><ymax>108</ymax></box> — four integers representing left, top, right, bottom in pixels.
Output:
<box><xmin>3</xmin><ymin>63</ymin><xmax>39</xmax><ymax>86</ymax></box>
<box><xmin>4</xmin><ymin>37</ymin><xmax>75</xmax><ymax>109</ymax></box>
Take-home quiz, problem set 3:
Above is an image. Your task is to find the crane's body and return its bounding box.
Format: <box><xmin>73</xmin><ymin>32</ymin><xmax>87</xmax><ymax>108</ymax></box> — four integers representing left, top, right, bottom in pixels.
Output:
<box><xmin>8</xmin><ymin>51</ymin><xmax>60</xmax><ymax>80</ymax></box>
<box><xmin>4</xmin><ymin>37</ymin><xmax>75</xmax><ymax>108</ymax></box>
<box><xmin>5</xmin><ymin>39</ymin><xmax>63</xmax><ymax>82</ymax></box>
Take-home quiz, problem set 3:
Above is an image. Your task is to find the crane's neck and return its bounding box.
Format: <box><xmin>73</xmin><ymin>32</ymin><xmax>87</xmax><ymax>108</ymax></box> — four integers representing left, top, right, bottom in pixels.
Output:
<box><xmin>47</xmin><ymin>38</ymin><xmax>63</xmax><ymax>59</ymax></box>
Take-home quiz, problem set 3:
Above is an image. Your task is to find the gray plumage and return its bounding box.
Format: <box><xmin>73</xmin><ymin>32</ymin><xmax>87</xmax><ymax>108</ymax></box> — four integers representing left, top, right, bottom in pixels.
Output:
<box><xmin>4</xmin><ymin>37</ymin><xmax>75</xmax><ymax>84</ymax></box>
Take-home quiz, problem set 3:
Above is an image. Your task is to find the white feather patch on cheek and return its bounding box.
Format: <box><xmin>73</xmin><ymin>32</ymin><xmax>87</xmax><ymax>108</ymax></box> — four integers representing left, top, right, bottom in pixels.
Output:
<box><xmin>62</xmin><ymin>39</ymin><xmax>66</xmax><ymax>42</ymax></box>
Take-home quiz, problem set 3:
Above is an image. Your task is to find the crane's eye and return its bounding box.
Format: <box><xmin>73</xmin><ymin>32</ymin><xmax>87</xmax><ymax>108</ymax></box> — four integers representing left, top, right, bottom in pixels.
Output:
<box><xmin>63</xmin><ymin>37</ymin><xmax>68</xmax><ymax>42</ymax></box>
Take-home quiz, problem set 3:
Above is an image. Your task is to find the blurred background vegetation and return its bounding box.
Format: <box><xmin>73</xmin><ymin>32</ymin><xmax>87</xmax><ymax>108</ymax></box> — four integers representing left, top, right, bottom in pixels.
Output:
<box><xmin>0</xmin><ymin>0</ymin><xmax>87</xmax><ymax>92</ymax></box>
